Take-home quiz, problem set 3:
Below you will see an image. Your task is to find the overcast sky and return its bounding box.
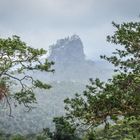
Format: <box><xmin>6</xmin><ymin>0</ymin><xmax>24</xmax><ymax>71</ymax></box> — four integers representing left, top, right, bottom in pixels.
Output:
<box><xmin>0</xmin><ymin>0</ymin><xmax>140</xmax><ymax>60</ymax></box>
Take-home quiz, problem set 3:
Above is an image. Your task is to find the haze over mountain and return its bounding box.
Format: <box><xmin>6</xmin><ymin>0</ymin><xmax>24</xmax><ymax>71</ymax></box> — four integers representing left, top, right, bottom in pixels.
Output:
<box><xmin>0</xmin><ymin>35</ymin><xmax>114</xmax><ymax>134</ymax></box>
<box><xmin>46</xmin><ymin>34</ymin><xmax>113</xmax><ymax>82</ymax></box>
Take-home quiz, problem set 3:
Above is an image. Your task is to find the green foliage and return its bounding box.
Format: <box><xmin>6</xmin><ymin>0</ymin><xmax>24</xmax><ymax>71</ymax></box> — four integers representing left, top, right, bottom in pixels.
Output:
<box><xmin>34</xmin><ymin>80</ymin><xmax>52</xmax><ymax>89</ymax></box>
<box><xmin>62</xmin><ymin>20</ymin><xmax>140</xmax><ymax>139</ymax></box>
<box><xmin>0</xmin><ymin>132</ymin><xmax>50</xmax><ymax>140</ymax></box>
<box><xmin>84</xmin><ymin>116</ymin><xmax>140</xmax><ymax>140</ymax></box>
<box><xmin>103</xmin><ymin>116</ymin><xmax>140</xmax><ymax>140</ymax></box>
<box><xmin>0</xmin><ymin>35</ymin><xmax>54</xmax><ymax>113</ymax></box>
<box><xmin>1</xmin><ymin>20</ymin><xmax>140</xmax><ymax>140</ymax></box>
<box><xmin>52</xmin><ymin>116</ymin><xmax>80</xmax><ymax>140</ymax></box>
<box><xmin>36</xmin><ymin>135</ymin><xmax>51</xmax><ymax>140</ymax></box>
<box><xmin>11</xmin><ymin>134</ymin><xmax>26</xmax><ymax>140</ymax></box>
<box><xmin>101</xmin><ymin>21</ymin><xmax>140</xmax><ymax>73</ymax></box>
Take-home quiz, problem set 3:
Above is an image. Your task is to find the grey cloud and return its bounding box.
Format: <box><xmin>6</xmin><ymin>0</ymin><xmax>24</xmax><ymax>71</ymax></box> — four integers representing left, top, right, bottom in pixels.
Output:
<box><xmin>0</xmin><ymin>0</ymin><xmax>139</xmax><ymax>60</ymax></box>
<box><xmin>0</xmin><ymin>0</ymin><xmax>139</xmax><ymax>29</ymax></box>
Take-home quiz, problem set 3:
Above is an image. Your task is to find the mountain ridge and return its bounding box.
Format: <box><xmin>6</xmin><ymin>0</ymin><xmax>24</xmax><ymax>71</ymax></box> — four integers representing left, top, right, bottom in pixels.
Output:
<box><xmin>47</xmin><ymin>34</ymin><xmax>113</xmax><ymax>82</ymax></box>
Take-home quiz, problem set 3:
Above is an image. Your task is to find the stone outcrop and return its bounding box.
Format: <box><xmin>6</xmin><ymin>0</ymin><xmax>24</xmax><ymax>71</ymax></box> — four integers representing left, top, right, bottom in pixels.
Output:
<box><xmin>48</xmin><ymin>34</ymin><xmax>85</xmax><ymax>64</ymax></box>
<box><xmin>47</xmin><ymin>34</ymin><xmax>112</xmax><ymax>82</ymax></box>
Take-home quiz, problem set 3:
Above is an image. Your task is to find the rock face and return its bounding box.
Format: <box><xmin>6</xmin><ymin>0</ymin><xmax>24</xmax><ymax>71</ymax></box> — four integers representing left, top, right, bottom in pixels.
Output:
<box><xmin>48</xmin><ymin>34</ymin><xmax>85</xmax><ymax>64</ymax></box>
<box><xmin>47</xmin><ymin>34</ymin><xmax>113</xmax><ymax>82</ymax></box>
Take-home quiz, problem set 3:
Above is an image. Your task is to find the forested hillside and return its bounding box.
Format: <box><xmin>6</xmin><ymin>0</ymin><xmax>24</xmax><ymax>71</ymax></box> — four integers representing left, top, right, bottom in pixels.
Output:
<box><xmin>0</xmin><ymin>18</ymin><xmax>140</xmax><ymax>140</ymax></box>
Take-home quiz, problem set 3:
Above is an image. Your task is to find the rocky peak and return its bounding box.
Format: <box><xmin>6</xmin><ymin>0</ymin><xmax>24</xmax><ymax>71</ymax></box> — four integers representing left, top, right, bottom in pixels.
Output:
<box><xmin>48</xmin><ymin>35</ymin><xmax>85</xmax><ymax>63</ymax></box>
<box><xmin>46</xmin><ymin>35</ymin><xmax>113</xmax><ymax>82</ymax></box>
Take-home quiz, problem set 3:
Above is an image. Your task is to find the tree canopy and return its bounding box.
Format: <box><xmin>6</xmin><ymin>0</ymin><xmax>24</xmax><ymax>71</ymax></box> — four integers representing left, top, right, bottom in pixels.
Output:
<box><xmin>62</xmin><ymin>20</ymin><xmax>140</xmax><ymax>139</ymax></box>
<box><xmin>0</xmin><ymin>35</ymin><xmax>54</xmax><ymax>115</ymax></box>
<box><xmin>1</xmin><ymin>20</ymin><xmax>140</xmax><ymax>139</ymax></box>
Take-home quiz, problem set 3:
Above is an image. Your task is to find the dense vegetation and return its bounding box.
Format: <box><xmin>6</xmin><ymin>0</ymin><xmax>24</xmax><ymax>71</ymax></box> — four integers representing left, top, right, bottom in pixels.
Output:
<box><xmin>0</xmin><ymin>35</ymin><xmax>54</xmax><ymax>115</ymax></box>
<box><xmin>54</xmin><ymin>20</ymin><xmax>140</xmax><ymax>139</ymax></box>
<box><xmin>0</xmin><ymin>19</ymin><xmax>140</xmax><ymax>139</ymax></box>
<box><xmin>0</xmin><ymin>81</ymin><xmax>85</xmax><ymax>134</ymax></box>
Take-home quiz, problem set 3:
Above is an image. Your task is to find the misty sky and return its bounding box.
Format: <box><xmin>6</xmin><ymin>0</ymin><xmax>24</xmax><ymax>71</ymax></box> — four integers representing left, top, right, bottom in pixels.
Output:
<box><xmin>0</xmin><ymin>0</ymin><xmax>140</xmax><ymax>60</ymax></box>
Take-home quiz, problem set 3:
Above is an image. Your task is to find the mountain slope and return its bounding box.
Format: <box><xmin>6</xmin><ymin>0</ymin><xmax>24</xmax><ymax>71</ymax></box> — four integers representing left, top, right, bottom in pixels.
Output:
<box><xmin>47</xmin><ymin>34</ymin><xmax>113</xmax><ymax>82</ymax></box>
